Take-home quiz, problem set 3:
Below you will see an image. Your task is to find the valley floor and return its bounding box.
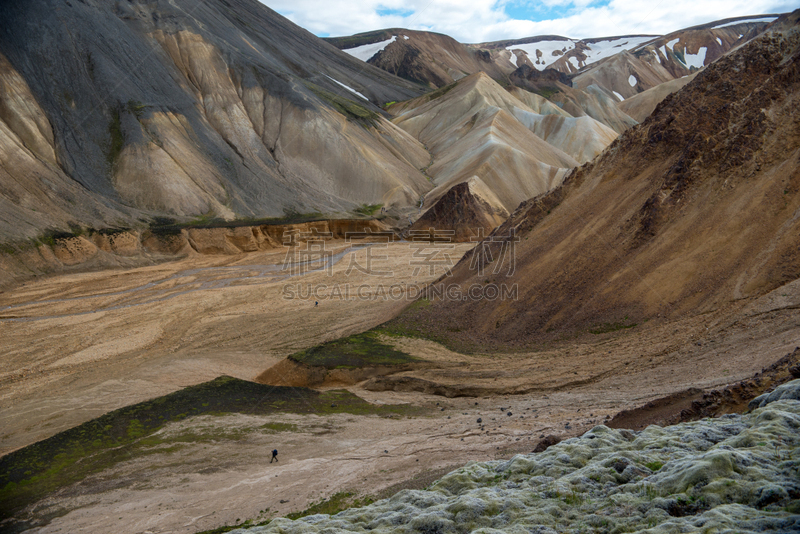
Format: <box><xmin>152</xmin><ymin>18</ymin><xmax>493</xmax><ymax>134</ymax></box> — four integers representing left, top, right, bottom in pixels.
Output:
<box><xmin>1</xmin><ymin>243</ymin><xmax>798</xmax><ymax>533</ymax></box>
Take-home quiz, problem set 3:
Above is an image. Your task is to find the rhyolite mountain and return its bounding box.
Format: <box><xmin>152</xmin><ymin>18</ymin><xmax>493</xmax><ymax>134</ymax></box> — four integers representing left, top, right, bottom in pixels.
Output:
<box><xmin>0</xmin><ymin>0</ymin><xmax>433</xmax><ymax>242</ymax></box>
<box><xmin>388</xmin><ymin>11</ymin><xmax>800</xmax><ymax>347</ymax></box>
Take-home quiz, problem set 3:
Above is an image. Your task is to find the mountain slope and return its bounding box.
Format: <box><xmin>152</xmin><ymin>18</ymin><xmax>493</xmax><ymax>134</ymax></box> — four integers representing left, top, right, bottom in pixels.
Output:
<box><xmin>389</xmin><ymin>73</ymin><xmax>601</xmax><ymax>217</ymax></box>
<box><xmin>0</xmin><ymin>0</ymin><xmax>431</xmax><ymax>242</ymax></box>
<box><xmin>390</xmin><ymin>11</ymin><xmax>800</xmax><ymax>347</ymax></box>
<box><xmin>327</xmin><ymin>29</ymin><xmax>511</xmax><ymax>88</ymax></box>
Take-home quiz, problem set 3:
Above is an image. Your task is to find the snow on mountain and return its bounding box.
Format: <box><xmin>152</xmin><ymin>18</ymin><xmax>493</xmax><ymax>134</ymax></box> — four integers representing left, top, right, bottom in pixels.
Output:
<box><xmin>344</xmin><ymin>36</ymin><xmax>397</xmax><ymax>61</ymax></box>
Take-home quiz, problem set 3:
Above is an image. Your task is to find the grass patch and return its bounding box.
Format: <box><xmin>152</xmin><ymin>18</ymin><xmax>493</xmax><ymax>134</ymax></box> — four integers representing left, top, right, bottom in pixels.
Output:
<box><xmin>197</xmin><ymin>491</ymin><xmax>375</xmax><ymax>533</ymax></box>
<box><xmin>287</xmin><ymin>491</ymin><xmax>375</xmax><ymax>520</ymax></box>
<box><xmin>645</xmin><ymin>461</ymin><xmax>664</xmax><ymax>472</ymax></box>
<box><xmin>260</xmin><ymin>422</ymin><xmax>298</xmax><ymax>433</ymax></box>
<box><xmin>0</xmin><ymin>377</ymin><xmax>417</xmax><ymax>520</ymax></box>
<box><xmin>126</xmin><ymin>100</ymin><xmax>147</xmax><ymax>119</ymax></box>
<box><xmin>589</xmin><ymin>317</ymin><xmax>637</xmax><ymax>335</ymax></box>
<box><xmin>425</xmin><ymin>81</ymin><xmax>458</xmax><ymax>102</ymax></box>
<box><xmin>146</xmin><ymin>210</ymin><xmax>329</xmax><ymax>236</ymax></box>
<box><xmin>533</xmin><ymin>87</ymin><xmax>560</xmax><ymax>99</ymax></box>
<box><xmin>288</xmin><ymin>331</ymin><xmax>419</xmax><ymax>369</ymax></box>
<box><xmin>353</xmin><ymin>203</ymin><xmax>383</xmax><ymax>217</ymax></box>
<box><xmin>303</xmin><ymin>82</ymin><xmax>379</xmax><ymax>126</ymax></box>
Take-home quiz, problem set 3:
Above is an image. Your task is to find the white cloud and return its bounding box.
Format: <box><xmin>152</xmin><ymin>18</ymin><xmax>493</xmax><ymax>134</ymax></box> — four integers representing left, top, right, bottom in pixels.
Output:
<box><xmin>259</xmin><ymin>0</ymin><xmax>795</xmax><ymax>43</ymax></box>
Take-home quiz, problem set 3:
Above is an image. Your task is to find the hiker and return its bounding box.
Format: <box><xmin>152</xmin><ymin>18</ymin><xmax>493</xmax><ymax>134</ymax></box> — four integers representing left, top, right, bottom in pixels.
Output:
<box><xmin>315</xmin><ymin>301</ymin><xmax>318</xmax><ymax>307</ymax></box>
<box><xmin>270</xmin><ymin>449</ymin><xmax>278</xmax><ymax>463</ymax></box>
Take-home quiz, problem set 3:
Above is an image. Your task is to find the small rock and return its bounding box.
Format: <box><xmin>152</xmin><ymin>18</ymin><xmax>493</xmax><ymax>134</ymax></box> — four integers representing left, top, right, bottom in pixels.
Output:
<box><xmin>331</xmin><ymin>403</ymin><xmax>337</xmax><ymax>408</ymax></box>
<box><xmin>477</xmin><ymin>418</ymin><xmax>483</xmax><ymax>423</ymax></box>
<box><xmin>507</xmin><ymin>412</ymin><xmax>512</xmax><ymax>416</ymax></box>
<box><xmin>280</xmin><ymin>499</ymin><xmax>289</xmax><ymax>503</ymax></box>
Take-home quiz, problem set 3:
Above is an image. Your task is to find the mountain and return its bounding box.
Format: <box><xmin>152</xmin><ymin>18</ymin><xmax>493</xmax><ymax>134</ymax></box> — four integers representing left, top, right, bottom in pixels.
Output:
<box><xmin>330</xmin><ymin>16</ymin><xmax>782</xmax><ymax>134</ymax></box>
<box><xmin>0</xmin><ymin>0</ymin><xmax>433</xmax><ymax>242</ymax></box>
<box><xmin>326</xmin><ymin>29</ymin><xmax>510</xmax><ymax>89</ymax></box>
<box><xmin>388</xmin><ymin>11</ymin><xmax>800</xmax><ymax>347</ymax></box>
<box><xmin>387</xmin><ymin>73</ymin><xmax>620</xmax><ymax>222</ymax></box>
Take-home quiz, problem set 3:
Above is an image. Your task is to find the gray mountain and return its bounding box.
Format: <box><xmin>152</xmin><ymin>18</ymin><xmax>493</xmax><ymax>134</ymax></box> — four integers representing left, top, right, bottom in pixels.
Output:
<box><xmin>0</xmin><ymin>0</ymin><xmax>431</xmax><ymax>242</ymax></box>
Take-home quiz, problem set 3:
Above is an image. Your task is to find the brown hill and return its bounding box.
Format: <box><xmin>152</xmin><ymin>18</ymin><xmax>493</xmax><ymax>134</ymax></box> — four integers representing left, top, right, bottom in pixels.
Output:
<box><xmin>328</xmin><ymin>29</ymin><xmax>510</xmax><ymax>89</ymax></box>
<box><xmin>389</xmin><ymin>11</ymin><xmax>800</xmax><ymax>348</ymax></box>
<box><xmin>408</xmin><ymin>178</ymin><xmax>509</xmax><ymax>242</ymax></box>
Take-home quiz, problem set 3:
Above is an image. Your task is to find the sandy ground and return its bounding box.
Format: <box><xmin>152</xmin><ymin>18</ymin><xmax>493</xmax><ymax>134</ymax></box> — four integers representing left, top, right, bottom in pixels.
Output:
<box><xmin>1</xmin><ymin>242</ymin><xmax>799</xmax><ymax>533</ymax></box>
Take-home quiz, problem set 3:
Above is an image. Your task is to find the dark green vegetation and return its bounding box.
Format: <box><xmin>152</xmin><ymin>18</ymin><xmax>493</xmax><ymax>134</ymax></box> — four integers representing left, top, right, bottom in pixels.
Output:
<box><xmin>196</xmin><ymin>491</ymin><xmax>377</xmax><ymax>534</ymax></box>
<box><xmin>304</xmin><ymin>82</ymin><xmax>380</xmax><ymax>126</ymax></box>
<box><xmin>589</xmin><ymin>317</ymin><xmax>638</xmax><ymax>335</ymax></box>
<box><xmin>288</xmin><ymin>331</ymin><xmax>420</xmax><ymax>369</ymax></box>
<box><xmin>0</xmin><ymin>377</ymin><xmax>419</xmax><ymax>520</ymax></box>
<box><xmin>425</xmin><ymin>80</ymin><xmax>458</xmax><ymax>102</ymax></box>
<box><xmin>353</xmin><ymin>203</ymin><xmax>383</xmax><ymax>217</ymax></box>
<box><xmin>287</xmin><ymin>491</ymin><xmax>375</xmax><ymax>520</ymax></box>
<box><xmin>534</xmin><ymin>87</ymin><xmax>560</xmax><ymax>99</ymax></box>
<box><xmin>126</xmin><ymin>99</ymin><xmax>147</xmax><ymax>119</ymax></box>
<box><xmin>145</xmin><ymin>209</ymin><xmax>328</xmax><ymax>236</ymax></box>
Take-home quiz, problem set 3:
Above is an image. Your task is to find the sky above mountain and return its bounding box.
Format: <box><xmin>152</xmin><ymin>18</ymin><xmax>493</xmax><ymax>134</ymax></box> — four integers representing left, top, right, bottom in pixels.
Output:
<box><xmin>261</xmin><ymin>0</ymin><xmax>795</xmax><ymax>42</ymax></box>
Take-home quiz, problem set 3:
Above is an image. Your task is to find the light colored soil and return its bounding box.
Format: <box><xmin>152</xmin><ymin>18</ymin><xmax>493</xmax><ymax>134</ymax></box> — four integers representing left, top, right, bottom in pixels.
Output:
<box><xmin>1</xmin><ymin>243</ymin><xmax>799</xmax><ymax>533</ymax></box>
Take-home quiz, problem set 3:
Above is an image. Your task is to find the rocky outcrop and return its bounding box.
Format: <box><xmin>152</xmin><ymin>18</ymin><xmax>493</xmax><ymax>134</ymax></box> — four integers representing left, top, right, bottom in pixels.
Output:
<box><xmin>409</xmin><ymin>179</ymin><xmax>509</xmax><ymax>242</ymax></box>
<box><xmin>0</xmin><ymin>219</ymin><xmax>393</xmax><ymax>289</ymax></box>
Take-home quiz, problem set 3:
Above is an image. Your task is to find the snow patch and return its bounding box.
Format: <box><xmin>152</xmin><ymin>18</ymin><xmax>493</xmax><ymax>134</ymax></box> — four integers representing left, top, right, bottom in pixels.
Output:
<box><xmin>716</xmin><ymin>37</ymin><xmax>723</xmax><ymax>46</ymax></box>
<box><xmin>509</xmin><ymin>36</ymin><xmax>654</xmax><ymax>72</ymax></box>
<box><xmin>579</xmin><ymin>36</ymin><xmax>655</xmax><ymax>65</ymax></box>
<box><xmin>568</xmin><ymin>56</ymin><xmax>580</xmax><ymax>70</ymax></box>
<box><xmin>324</xmin><ymin>75</ymin><xmax>368</xmax><ymax>100</ymax></box>
<box><xmin>343</xmin><ymin>36</ymin><xmax>397</xmax><ymax>62</ymax></box>
<box><xmin>667</xmin><ymin>38</ymin><xmax>680</xmax><ymax>50</ymax></box>
<box><xmin>509</xmin><ymin>51</ymin><xmax>518</xmax><ymax>68</ymax></box>
<box><xmin>681</xmin><ymin>47</ymin><xmax>707</xmax><ymax>69</ymax></box>
<box><xmin>628</xmin><ymin>74</ymin><xmax>637</xmax><ymax>87</ymax></box>
<box><xmin>612</xmin><ymin>91</ymin><xmax>625</xmax><ymax>101</ymax></box>
<box><xmin>403</xmin><ymin>35</ymin><xmax>409</xmax><ymax>40</ymax></box>
<box><xmin>659</xmin><ymin>45</ymin><xmax>667</xmax><ymax>58</ymax></box>
<box><xmin>508</xmin><ymin>40</ymin><xmax>576</xmax><ymax>71</ymax></box>
<box><xmin>713</xmin><ymin>16</ymin><xmax>777</xmax><ymax>29</ymax></box>
<box><xmin>653</xmin><ymin>50</ymin><xmax>661</xmax><ymax>63</ymax></box>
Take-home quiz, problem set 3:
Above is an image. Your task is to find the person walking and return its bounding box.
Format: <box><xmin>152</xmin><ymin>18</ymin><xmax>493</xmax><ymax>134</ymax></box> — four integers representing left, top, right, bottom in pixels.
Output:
<box><xmin>270</xmin><ymin>449</ymin><xmax>278</xmax><ymax>463</ymax></box>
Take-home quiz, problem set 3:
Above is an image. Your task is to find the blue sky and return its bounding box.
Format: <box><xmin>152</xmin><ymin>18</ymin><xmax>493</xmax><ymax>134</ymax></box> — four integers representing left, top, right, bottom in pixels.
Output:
<box><xmin>260</xmin><ymin>1</ymin><xmax>796</xmax><ymax>43</ymax></box>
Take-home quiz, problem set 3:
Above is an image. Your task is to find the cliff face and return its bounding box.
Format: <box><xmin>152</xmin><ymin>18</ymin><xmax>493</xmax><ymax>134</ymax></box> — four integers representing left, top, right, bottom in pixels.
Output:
<box><xmin>0</xmin><ymin>0</ymin><xmax>431</xmax><ymax>242</ymax></box>
<box><xmin>391</xmin><ymin>12</ymin><xmax>800</xmax><ymax>347</ymax></box>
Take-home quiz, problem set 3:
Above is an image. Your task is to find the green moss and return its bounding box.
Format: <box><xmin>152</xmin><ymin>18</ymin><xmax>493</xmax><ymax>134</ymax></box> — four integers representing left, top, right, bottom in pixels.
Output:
<box><xmin>126</xmin><ymin>100</ymin><xmax>147</xmax><ymax>119</ymax></box>
<box><xmin>260</xmin><ymin>422</ymin><xmax>298</xmax><ymax>433</ymax></box>
<box><xmin>646</xmin><ymin>461</ymin><xmax>664</xmax><ymax>472</ymax></box>
<box><xmin>353</xmin><ymin>203</ymin><xmax>383</xmax><ymax>216</ymax></box>
<box><xmin>425</xmin><ymin>81</ymin><xmax>458</xmax><ymax>102</ymax></box>
<box><xmin>288</xmin><ymin>331</ymin><xmax>419</xmax><ymax>369</ymax></box>
<box><xmin>303</xmin><ymin>82</ymin><xmax>379</xmax><ymax>126</ymax></box>
<box><xmin>589</xmin><ymin>317</ymin><xmax>638</xmax><ymax>335</ymax></box>
<box><xmin>0</xmin><ymin>377</ymin><xmax>416</xmax><ymax>520</ymax></box>
<box><xmin>533</xmin><ymin>87</ymin><xmax>560</xmax><ymax>99</ymax></box>
<box><xmin>146</xmin><ymin>210</ymin><xmax>329</xmax><ymax>236</ymax></box>
<box><xmin>286</xmin><ymin>492</ymin><xmax>375</xmax><ymax>520</ymax></box>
